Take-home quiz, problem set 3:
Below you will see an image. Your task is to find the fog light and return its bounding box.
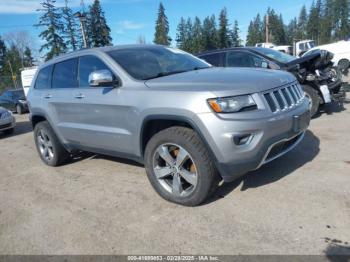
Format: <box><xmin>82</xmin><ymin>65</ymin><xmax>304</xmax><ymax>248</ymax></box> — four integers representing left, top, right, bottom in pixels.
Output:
<box><xmin>233</xmin><ymin>134</ymin><xmax>252</xmax><ymax>145</ymax></box>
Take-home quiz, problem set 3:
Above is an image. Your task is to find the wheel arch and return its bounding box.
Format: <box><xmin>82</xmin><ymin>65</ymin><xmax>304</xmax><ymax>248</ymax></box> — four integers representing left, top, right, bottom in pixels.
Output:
<box><xmin>139</xmin><ymin>115</ymin><xmax>218</xmax><ymax>164</ymax></box>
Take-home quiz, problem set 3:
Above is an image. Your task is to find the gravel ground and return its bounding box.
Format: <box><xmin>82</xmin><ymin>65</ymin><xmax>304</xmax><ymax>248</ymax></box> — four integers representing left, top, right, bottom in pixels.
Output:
<box><xmin>0</xmin><ymin>103</ymin><xmax>349</xmax><ymax>255</ymax></box>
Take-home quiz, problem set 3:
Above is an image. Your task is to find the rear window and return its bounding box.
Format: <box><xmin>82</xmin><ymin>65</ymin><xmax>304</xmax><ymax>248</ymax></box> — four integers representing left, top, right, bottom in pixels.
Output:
<box><xmin>35</xmin><ymin>65</ymin><xmax>53</xmax><ymax>89</ymax></box>
<box><xmin>52</xmin><ymin>58</ymin><xmax>78</xmax><ymax>89</ymax></box>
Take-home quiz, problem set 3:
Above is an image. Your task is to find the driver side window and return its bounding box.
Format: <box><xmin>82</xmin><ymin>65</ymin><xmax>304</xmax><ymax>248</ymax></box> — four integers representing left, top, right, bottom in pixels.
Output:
<box><xmin>78</xmin><ymin>55</ymin><xmax>114</xmax><ymax>87</ymax></box>
<box><xmin>226</xmin><ymin>51</ymin><xmax>266</xmax><ymax>68</ymax></box>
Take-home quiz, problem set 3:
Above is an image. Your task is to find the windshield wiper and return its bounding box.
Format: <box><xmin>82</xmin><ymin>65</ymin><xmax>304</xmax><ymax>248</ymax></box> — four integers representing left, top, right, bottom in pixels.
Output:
<box><xmin>142</xmin><ymin>70</ymin><xmax>187</xmax><ymax>80</ymax></box>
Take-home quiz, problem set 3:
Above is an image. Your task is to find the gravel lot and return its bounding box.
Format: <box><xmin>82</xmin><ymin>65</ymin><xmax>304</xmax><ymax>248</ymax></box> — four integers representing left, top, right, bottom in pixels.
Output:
<box><xmin>0</xmin><ymin>103</ymin><xmax>349</xmax><ymax>255</ymax></box>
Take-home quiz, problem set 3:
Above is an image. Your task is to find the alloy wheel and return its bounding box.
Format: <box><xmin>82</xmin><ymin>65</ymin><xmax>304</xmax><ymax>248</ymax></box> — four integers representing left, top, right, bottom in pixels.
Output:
<box><xmin>152</xmin><ymin>143</ymin><xmax>198</xmax><ymax>197</ymax></box>
<box><xmin>37</xmin><ymin>129</ymin><xmax>54</xmax><ymax>162</ymax></box>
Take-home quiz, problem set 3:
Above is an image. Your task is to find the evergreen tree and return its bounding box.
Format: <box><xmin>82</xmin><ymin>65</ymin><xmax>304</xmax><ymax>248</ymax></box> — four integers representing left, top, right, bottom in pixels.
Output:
<box><xmin>320</xmin><ymin>0</ymin><xmax>333</xmax><ymax>44</ymax></box>
<box><xmin>202</xmin><ymin>15</ymin><xmax>218</xmax><ymax>50</ymax></box>
<box><xmin>230</xmin><ymin>20</ymin><xmax>241</xmax><ymax>47</ymax></box>
<box><xmin>286</xmin><ymin>17</ymin><xmax>298</xmax><ymax>44</ymax></box>
<box><xmin>307</xmin><ymin>0</ymin><xmax>322</xmax><ymax>43</ymax></box>
<box><xmin>296</xmin><ymin>5</ymin><xmax>308</xmax><ymax>40</ymax></box>
<box><xmin>218</xmin><ymin>7</ymin><xmax>231</xmax><ymax>48</ymax></box>
<box><xmin>184</xmin><ymin>18</ymin><xmax>193</xmax><ymax>52</ymax></box>
<box><xmin>23</xmin><ymin>47</ymin><xmax>34</xmax><ymax>67</ymax></box>
<box><xmin>154</xmin><ymin>2</ymin><xmax>171</xmax><ymax>45</ymax></box>
<box><xmin>62</xmin><ymin>0</ymin><xmax>80</xmax><ymax>50</ymax></box>
<box><xmin>192</xmin><ymin>17</ymin><xmax>203</xmax><ymax>53</ymax></box>
<box><xmin>334</xmin><ymin>0</ymin><xmax>350</xmax><ymax>40</ymax></box>
<box><xmin>86</xmin><ymin>0</ymin><xmax>112</xmax><ymax>47</ymax></box>
<box><xmin>35</xmin><ymin>0</ymin><xmax>67</xmax><ymax>61</ymax></box>
<box><xmin>0</xmin><ymin>36</ymin><xmax>6</xmax><ymax>72</ymax></box>
<box><xmin>246</xmin><ymin>14</ymin><xmax>263</xmax><ymax>46</ymax></box>
<box><xmin>176</xmin><ymin>17</ymin><xmax>187</xmax><ymax>49</ymax></box>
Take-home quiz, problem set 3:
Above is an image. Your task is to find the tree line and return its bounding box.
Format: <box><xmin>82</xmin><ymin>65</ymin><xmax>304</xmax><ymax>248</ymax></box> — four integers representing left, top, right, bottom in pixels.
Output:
<box><xmin>0</xmin><ymin>0</ymin><xmax>112</xmax><ymax>92</ymax></box>
<box><xmin>153</xmin><ymin>3</ymin><xmax>242</xmax><ymax>53</ymax></box>
<box><xmin>246</xmin><ymin>0</ymin><xmax>350</xmax><ymax>46</ymax></box>
<box><xmin>0</xmin><ymin>32</ymin><xmax>34</xmax><ymax>91</ymax></box>
<box><xmin>35</xmin><ymin>0</ymin><xmax>112</xmax><ymax>61</ymax></box>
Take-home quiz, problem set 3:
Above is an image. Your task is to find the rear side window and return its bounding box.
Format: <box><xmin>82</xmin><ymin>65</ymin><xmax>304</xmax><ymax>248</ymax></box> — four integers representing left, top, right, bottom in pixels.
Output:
<box><xmin>52</xmin><ymin>58</ymin><xmax>78</xmax><ymax>89</ymax></box>
<box><xmin>199</xmin><ymin>53</ymin><xmax>221</xmax><ymax>66</ymax></box>
<box><xmin>35</xmin><ymin>65</ymin><xmax>53</xmax><ymax>89</ymax></box>
<box><xmin>78</xmin><ymin>55</ymin><xmax>112</xmax><ymax>87</ymax></box>
<box><xmin>226</xmin><ymin>51</ymin><xmax>265</xmax><ymax>68</ymax></box>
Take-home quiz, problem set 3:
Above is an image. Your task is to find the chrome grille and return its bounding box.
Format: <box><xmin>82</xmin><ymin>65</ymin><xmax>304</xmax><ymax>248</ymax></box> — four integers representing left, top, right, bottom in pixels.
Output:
<box><xmin>263</xmin><ymin>83</ymin><xmax>304</xmax><ymax>113</ymax></box>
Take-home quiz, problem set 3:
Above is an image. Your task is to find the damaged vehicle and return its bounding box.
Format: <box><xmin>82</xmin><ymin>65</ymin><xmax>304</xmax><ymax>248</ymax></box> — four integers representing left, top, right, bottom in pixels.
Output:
<box><xmin>197</xmin><ymin>47</ymin><xmax>346</xmax><ymax>116</ymax></box>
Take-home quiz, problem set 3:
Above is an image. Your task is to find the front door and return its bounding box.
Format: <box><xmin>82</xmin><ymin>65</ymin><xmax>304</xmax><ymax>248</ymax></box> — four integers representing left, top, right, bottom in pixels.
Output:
<box><xmin>66</xmin><ymin>55</ymin><xmax>135</xmax><ymax>155</ymax></box>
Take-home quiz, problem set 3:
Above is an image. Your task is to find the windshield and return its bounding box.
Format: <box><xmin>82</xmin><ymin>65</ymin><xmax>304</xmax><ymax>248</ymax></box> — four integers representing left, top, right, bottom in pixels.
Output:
<box><xmin>12</xmin><ymin>90</ymin><xmax>25</xmax><ymax>99</ymax></box>
<box><xmin>107</xmin><ymin>46</ymin><xmax>211</xmax><ymax>80</ymax></box>
<box><xmin>308</xmin><ymin>41</ymin><xmax>316</xmax><ymax>48</ymax></box>
<box><xmin>254</xmin><ymin>47</ymin><xmax>296</xmax><ymax>63</ymax></box>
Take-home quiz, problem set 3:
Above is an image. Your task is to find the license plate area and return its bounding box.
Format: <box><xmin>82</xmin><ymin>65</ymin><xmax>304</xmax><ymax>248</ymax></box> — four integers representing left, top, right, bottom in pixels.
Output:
<box><xmin>293</xmin><ymin>111</ymin><xmax>310</xmax><ymax>133</ymax></box>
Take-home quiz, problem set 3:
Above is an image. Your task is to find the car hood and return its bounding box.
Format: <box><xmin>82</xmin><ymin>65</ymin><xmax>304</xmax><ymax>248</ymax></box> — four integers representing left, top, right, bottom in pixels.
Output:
<box><xmin>145</xmin><ymin>67</ymin><xmax>296</xmax><ymax>96</ymax></box>
<box><xmin>0</xmin><ymin>107</ymin><xmax>8</xmax><ymax>113</ymax></box>
<box><xmin>286</xmin><ymin>50</ymin><xmax>334</xmax><ymax>70</ymax></box>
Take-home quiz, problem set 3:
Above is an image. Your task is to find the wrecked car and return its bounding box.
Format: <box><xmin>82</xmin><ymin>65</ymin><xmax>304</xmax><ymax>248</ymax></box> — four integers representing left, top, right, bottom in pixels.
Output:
<box><xmin>197</xmin><ymin>47</ymin><xmax>346</xmax><ymax>116</ymax></box>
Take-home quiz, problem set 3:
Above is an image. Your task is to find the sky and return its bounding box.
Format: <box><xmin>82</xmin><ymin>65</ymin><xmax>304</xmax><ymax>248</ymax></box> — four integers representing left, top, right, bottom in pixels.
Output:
<box><xmin>0</xmin><ymin>0</ymin><xmax>314</xmax><ymax>57</ymax></box>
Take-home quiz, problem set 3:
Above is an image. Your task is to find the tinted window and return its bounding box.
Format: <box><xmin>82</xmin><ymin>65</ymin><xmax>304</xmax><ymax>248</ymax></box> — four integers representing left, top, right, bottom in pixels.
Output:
<box><xmin>199</xmin><ymin>53</ymin><xmax>221</xmax><ymax>66</ymax></box>
<box><xmin>226</xmin><ymin>51</ymin><xmax>265</xmax><ymax>67</ymax></box>
<box><xmin>11</xmin><ymin>90</ymin><xmax>25</xmax><ymax>99</ymax></box>
<box><xmin>79</xmin><ymin>55</ymin><xmax>112</xmax><ymax>87</ymax></box>
<box><xmin>108</xmin><ymin>47</ymin><xmax>210</xmax><ymax>80</ymax></box>
<box><xmin>0</xmin><ymin>91</ymin><xmax>11</xmax><ymax>99</ymax></box>
<box><xmin>35</xmin><ymin>65</ymin><xmax>53</xmax><ymax>89</ymax></box>
<box><xmin>52</xmin><ymin>58</ymin><xmax>78</xmax><ymax>89</ymax></box>
<box><xmin>253</xmin><ymin>47</ymin><xmax>295</xmax><ymax>63</ymax></box>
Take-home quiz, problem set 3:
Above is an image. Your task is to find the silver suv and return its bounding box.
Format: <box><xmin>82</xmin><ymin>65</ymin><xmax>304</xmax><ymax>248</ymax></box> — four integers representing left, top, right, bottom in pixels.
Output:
<box><xmin>27</xmin><ymin>45</ymin><xmax>310</xmax><ymax>206</ymax></box>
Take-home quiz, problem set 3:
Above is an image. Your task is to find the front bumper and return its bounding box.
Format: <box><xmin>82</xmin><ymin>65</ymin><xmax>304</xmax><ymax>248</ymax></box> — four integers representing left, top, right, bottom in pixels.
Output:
<box><xmin>0</xmin><ymin>116</ymin><xmax>16</xmax><ymax>131</ymax></box>
<box><xmin>194</xmin><ymin>99</ymin><xmax>310</xmax><ymax>182</ymax></box>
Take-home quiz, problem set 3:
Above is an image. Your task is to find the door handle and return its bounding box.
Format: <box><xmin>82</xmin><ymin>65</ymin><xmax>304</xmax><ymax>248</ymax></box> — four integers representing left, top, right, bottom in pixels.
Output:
<box><xmin>74</xmin><ymin>93</ymin><xmax>85</xmax><ymax>99</ymax></box>
<box><xmin>44</xmin><ymin>94</ymin><xmax>52</xmax><ymax>99</ymax></box>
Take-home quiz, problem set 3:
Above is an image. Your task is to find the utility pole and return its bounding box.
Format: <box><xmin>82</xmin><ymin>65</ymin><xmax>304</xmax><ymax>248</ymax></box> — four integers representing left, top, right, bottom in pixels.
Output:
<box><xmin>74</xmin><ymin>12</ymin><xmax>88</xmax><ymax>48</ymax></box>
<box><xmin>265</xmin><ymin>15</ymin><xmax>269</xmax><ymax>43</ymax></box>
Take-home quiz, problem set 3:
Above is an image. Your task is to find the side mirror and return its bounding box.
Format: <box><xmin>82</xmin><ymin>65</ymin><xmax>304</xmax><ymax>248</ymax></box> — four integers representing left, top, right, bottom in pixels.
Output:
<box><xmin>89</xmin><ymin>69</ymin><xmax>116</xmax><ymax>87</ymax></box>
<box><xmin>261</xmin><ymin>61</ymin><xmax>268</xmax><ymax>68</ymax></box>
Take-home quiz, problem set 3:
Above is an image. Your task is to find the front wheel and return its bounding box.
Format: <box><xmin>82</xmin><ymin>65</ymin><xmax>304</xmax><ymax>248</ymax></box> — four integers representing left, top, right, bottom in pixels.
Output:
<box><xmin>302</xmin><ymin>85</ymin><xmax>320</xmax><ymax>117</ymax></box>
<box><xmin>144</xmin><ymin>126</ymin><xmax>220</xmax><ymax>206</ymax></box>
<box><xmin>16</xmin><ymin>104</ymin><xmax>23</xmax><ymax>115</ymax></box>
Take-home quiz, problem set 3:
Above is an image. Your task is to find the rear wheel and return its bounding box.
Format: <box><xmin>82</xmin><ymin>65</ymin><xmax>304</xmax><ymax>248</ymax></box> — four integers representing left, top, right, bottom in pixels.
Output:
<box><xmin>34</xmin><ymin>121</ymin><xmax>70</xmax><ymax>166</ymax></box>
<box><xmin>144</xmin><ymin>126</ymin><xmax>220</xmax><ymax>206</ymax></box>
<box><xmin>302</xmin><ymin>85</ymin><xmax>320</xmax><ymax>117</ymax></box>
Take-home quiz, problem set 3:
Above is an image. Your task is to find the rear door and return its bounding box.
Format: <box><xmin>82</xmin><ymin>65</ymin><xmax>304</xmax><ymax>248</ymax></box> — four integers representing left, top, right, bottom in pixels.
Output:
<box><xmin>44</xmin><ymin>58</ymin><xmax>80</xmax><ymax>144</ymax></box>
<box><xmin>0</xmin><ymin>91</ymin><xmax>13</xmax><ymax>111</ymax></box>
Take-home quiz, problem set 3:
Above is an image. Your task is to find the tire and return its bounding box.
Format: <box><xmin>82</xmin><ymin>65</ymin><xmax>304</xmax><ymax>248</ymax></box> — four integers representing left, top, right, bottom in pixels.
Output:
<box><xmin>16</xmin><ymin>104</ymin><xmax>22</xmax><ymax>115</ymax></box>
<box><xmin>33</xmin><ymin>121</ymin><xmax>70</xmax><ymax>166</ymax></box>
<box><xmin>3</xmin><ymin>128</ymin><xmax>14</xmax><ymax>135</ymax></box>
<box><xmin>338</xmin><ymin>59</ymin><xmax>349</xmax><ymax>71</ymax></box>
<box><xmin>302</xmin><ymin>85</ymin><xmax>320</xmax><ymax>117</ymax></box>
<box><xmin>144</xmin><ymin>126</ymin><xmax>220</xmax><ymax>206</ymax></box>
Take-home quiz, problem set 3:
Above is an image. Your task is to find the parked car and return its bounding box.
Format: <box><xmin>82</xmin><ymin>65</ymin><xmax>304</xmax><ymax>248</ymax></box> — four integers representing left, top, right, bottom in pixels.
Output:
<box><xmin>0</xmin><ymin>89</ymin><xmax>28</xmax><ymax>114</ymax></box>
<box><xmin>197</xmin><ymin>47</ymin><xmax>346</xmax><ymax>116</ymax></box>
<box><xmin>27</xmin><ymin>45</ymin><xmax>310</xmax><ymax>206</ymax></box>
<box><xmin>0</xmin><ymin>107</ymin><xmax>15</xmax><ymax>135</ymax></box>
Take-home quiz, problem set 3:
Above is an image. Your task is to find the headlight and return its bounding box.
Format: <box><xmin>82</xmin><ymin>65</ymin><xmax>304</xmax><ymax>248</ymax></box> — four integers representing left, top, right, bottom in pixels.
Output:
<box><xmin>0</xmin><ymin>110</ymin><xmax>12</xmax><ymax>119</ymax></box>
<box><xmin>208</xmin><ymin>95</ymin><xmax>257</xmax><ymax>113</ymax></box>
<box><xmin>18</xmin><ymin>99</ymin><xmax>26</xmax><ymax>103</ymax></box>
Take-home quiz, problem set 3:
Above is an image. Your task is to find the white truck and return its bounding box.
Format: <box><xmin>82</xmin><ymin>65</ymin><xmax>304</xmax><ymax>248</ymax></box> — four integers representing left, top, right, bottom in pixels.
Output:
<box><xmin>255</xmin><ymin>40</ymin><xmax>316</xmax><ymax>57</ymax></box>
<box><xmin>21</xmin><ymin>67</ymin><xmax>38</xmax><ymax>97</ymax></box>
